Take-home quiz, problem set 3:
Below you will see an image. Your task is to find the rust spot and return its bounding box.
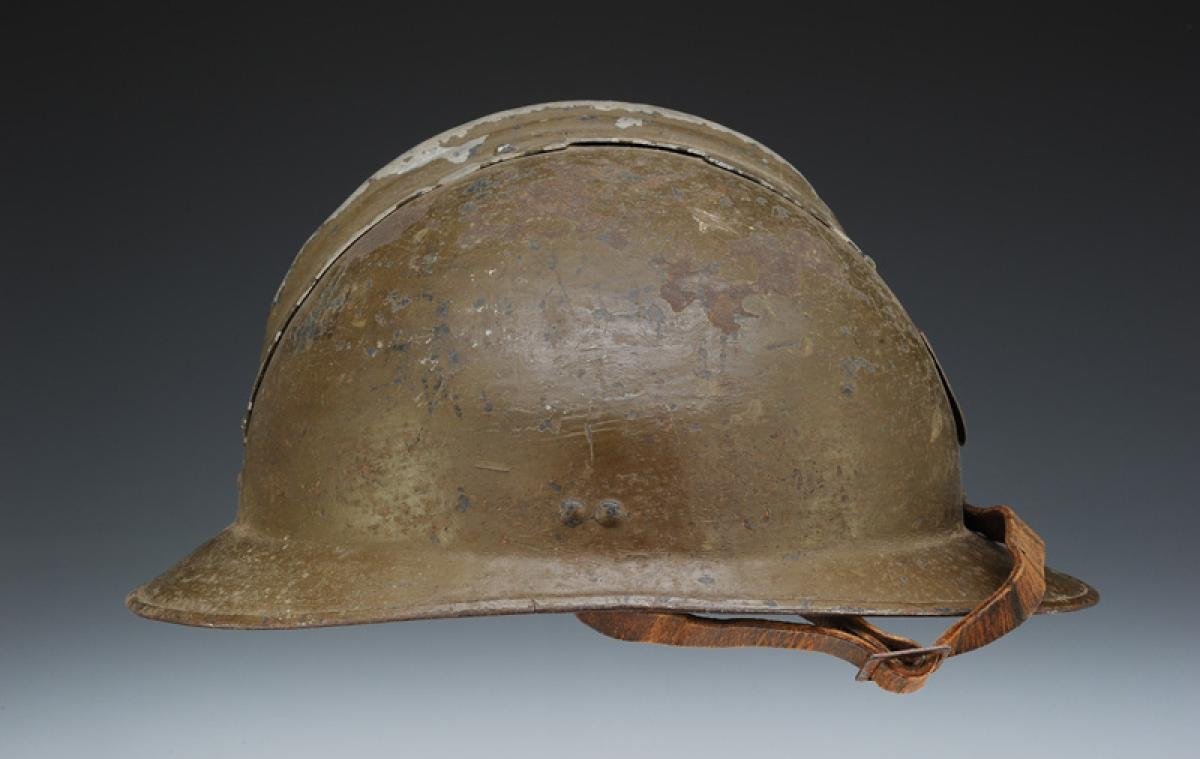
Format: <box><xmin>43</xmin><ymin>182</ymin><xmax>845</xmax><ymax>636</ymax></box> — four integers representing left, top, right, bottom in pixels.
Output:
<box><xmin>660</xmin><ymin>261</ymin><xmax>757</xmax><ymax>335</ymax></box>
<box><xmin>658</xmin><ymin>232</ymin><xmax>810</xmax><ymax>335</ymax></box>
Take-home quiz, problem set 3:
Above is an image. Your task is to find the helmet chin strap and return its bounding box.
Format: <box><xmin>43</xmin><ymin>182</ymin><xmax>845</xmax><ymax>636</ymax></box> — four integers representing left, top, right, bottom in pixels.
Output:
<box><xmin>577</xmin><ymin>504</ymin><xmax>1046</xmax><ymax>694</ymax></box>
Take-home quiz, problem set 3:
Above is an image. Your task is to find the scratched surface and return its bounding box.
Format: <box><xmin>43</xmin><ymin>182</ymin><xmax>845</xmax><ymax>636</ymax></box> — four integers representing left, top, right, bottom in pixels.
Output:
<box><xmin>128</xmin><ymin>110</ymin><xmax>1094</xmax><ymax>629</ymax></box>
<box><xmin>247</xmin><ymin>101</ymin><xmax>849</xmax><ymax>430</ymax></box>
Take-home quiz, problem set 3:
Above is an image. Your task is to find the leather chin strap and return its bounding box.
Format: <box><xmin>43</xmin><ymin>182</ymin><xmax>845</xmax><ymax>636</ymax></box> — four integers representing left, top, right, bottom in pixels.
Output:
<box><xmin>577</xmin><ymin>504</ymin><xmax>1046</xmax><ymax>694</ymax></box>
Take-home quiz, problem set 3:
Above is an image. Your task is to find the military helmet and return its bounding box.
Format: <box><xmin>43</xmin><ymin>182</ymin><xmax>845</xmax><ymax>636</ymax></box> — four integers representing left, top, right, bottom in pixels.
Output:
<box><xmin>128</xmin><ymin>101</ymin><xmax>1096</xmax><ymax>693</ymax></box>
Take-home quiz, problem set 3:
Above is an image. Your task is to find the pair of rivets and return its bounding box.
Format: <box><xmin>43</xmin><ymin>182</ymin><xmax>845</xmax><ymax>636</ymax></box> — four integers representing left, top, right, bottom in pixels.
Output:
<box><xmin>560</xmin><ymin>498</ymin><xmax>625</xmax><ymax>528</ymax></box>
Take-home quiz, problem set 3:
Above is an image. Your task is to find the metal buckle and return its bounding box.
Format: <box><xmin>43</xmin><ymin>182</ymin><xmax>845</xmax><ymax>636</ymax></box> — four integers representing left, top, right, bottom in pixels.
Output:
<box><xmin>855</xmin><ymin>644</ymin><xmax>952</xmax><ymax>681</ymax></box>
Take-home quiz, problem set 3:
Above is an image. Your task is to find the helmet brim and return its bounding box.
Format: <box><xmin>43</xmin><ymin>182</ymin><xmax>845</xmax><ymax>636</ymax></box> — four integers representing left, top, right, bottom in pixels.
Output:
<box><xmin>126</xmin><ymin>522</ymin><xmax>1097</xmax><ymax>629</ymax></box>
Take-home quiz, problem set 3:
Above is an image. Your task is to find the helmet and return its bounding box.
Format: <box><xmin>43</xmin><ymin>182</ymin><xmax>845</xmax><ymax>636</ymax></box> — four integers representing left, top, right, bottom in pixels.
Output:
<box><xmin>127</xmin><ymin>101</ymin><xmax>1096</xmax><ymax>693</ymax></box>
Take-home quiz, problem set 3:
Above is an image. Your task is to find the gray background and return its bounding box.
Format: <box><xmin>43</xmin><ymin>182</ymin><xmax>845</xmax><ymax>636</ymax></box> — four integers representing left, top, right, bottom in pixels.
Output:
<box><xmin>2</xmin><ymin>7</ymin><xmax>1196</xmax><ymax>757</ymax></box>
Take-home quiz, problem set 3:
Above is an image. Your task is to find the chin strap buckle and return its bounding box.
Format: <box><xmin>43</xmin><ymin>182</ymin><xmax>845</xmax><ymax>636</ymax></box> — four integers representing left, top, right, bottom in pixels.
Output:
<box><xmin>855</xmin><ymin>644</ymin><xmax>952</xmax><ymax>682</ymax></box>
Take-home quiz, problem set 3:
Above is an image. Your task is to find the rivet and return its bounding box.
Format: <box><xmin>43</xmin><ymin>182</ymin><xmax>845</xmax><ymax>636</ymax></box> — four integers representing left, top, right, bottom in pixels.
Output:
<box><xmin>594</xmin><ymin>499</ymin><xmax>625</xmax><ymax>527</ymax></box>
<box><xmin>560</xmin><ymin>498</ymin><xmax>587</xmax><ymax>528</ymax></box>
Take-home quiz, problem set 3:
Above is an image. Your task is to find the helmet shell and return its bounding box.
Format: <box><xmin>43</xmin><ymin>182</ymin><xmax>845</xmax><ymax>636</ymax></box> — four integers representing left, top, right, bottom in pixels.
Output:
<box><xmin>128</xmin><ymin>102</ymin><xmax>1095</xmax><ymax>627</ymax></box>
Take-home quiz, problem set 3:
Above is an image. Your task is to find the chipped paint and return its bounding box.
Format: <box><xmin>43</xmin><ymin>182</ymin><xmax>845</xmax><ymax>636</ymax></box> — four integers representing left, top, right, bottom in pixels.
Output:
<box><xmin>691</xmin><ymin>207</ymin><xmax>737</xmax><ymax>234</ymax></box>
<box><xmin>328</xmin><ymin>135</ymin><xmax>487</xmax><ymax>221</ymax></box>
<box><xmin>474</xmin><ymin>461</ymin><xmax>512</xmax><ymax>473</ymax></box>
<box><xmin>840</xmin><ymin>356</ymin><xmax>880</xmax><ymax>396</ymax></box>
<box><xmin>319</xmin><ymin>100</ymin><xmax>823</xmax><ymax>229</ymax></box>
<box><xmin>243</xmin><ymin>102</ymin><xmax>862</xmax><ymax>436</ymax></box>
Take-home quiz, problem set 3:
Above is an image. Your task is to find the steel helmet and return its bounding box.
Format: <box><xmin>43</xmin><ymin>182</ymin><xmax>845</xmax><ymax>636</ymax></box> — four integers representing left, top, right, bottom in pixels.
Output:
<box><xmin>128</xmin><ymin>101</ymin><xmax>1097</xmax><ymax>693</ymax></box>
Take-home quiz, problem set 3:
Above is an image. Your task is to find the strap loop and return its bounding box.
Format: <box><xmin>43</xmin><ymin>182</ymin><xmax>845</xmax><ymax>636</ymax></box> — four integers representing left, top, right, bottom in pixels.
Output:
<box><xmin>576</xmin><ymin>503</ymin><xmax>1046</xmax><ymax>694</ymax></box>
<box><xmin>855</xmin><ymin>644</ymin><xmax>951</xmax><ymax>682</ymax></box>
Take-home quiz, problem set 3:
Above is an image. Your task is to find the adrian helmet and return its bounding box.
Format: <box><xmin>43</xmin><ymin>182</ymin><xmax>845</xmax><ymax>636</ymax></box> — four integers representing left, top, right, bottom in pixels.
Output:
<box><xmin>127</xmin><ymin>101</ymin><xmax>1097</xmax><ymax>693</ymax></box>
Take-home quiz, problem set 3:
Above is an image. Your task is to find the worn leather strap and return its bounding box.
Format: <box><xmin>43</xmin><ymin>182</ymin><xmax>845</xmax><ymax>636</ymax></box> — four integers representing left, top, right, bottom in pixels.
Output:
<box><xmin>577</xmin><ymin>504</ymin><xmax>1046</xmax><ymax>694</ymax></box>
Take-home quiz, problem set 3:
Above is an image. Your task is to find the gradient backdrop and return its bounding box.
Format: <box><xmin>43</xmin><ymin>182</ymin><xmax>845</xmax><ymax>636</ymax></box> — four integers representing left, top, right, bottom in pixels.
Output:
<box><xmin>2</xmin><ymin>7</ymin><xmax>1196</xmax><ymax>758</ymax></box>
